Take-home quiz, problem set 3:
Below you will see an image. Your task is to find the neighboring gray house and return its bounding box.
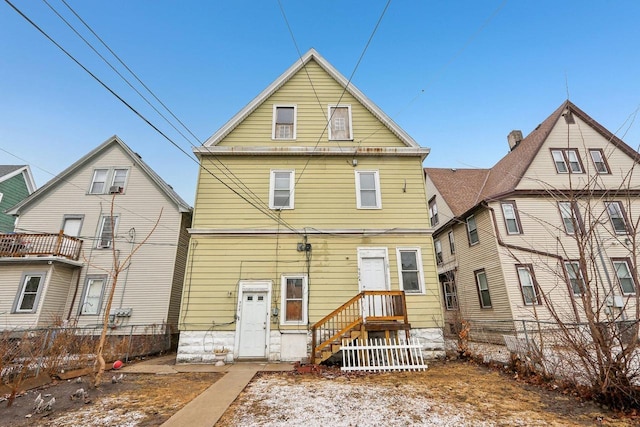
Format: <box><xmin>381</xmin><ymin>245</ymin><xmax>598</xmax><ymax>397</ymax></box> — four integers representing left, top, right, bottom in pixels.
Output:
<box><xmin>0</xmin><ymin>165</ymin><xmax>36</xmax><ymax>233</ymax></box>
<box><xmin>0</xmin><ymin>136</ymin><xmax>191</xmax><ymax>336</ymax></box>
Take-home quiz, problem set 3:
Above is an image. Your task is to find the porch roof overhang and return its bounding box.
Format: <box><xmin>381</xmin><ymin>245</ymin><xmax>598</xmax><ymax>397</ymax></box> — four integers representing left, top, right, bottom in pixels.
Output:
<box><xmin>0</xmin><ymin>256</ymin><xmax>84</xmax><ymax>267</ymax></box>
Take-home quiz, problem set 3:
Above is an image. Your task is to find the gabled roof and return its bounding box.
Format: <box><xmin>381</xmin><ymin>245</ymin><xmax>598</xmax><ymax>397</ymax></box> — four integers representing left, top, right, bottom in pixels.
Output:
<box><xmin>202</xmin><ymin>48</ymin><xmax>420</xmax><ymax>148</ymax></box>
<box><xmin>426</xmin><ymin>100</ymin><xmax>640</xmax><ymax>220</ymax></box>
<box><xmin>426</xmin><ymin>168</ymin><xmax>490</xmax><ymax>217</ymax></box>
<box><xmin>0</xmin><ymin>165</ymin><xmax>36</xmax><ymax>193</ymax></box>
<box><xmin>7</xmin><ymin>136</ymin><xmax>191</xmax><ymax>215</ymax></box>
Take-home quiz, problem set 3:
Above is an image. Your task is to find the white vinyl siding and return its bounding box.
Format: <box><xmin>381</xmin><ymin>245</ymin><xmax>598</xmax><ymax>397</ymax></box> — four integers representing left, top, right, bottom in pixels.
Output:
<box><xmin>328</xmin><ymin>105</ymin><xmax>352</xmax><ymax>140</ymax></box>
<box><xmin>355</xmin><ymin>170</ymin><xmax>381</xmax><ymax>209</ymax></box>
<box><xmin>272</xmin><ymin>105</ymin><xmax>296</xmax><ymax>140</ymax></box>
<box><xmin>281</xmin><ymin>274</ymin><xmax>307</xmax><ymax>324</ymax></box>
<box><xmin>396</xmin><ymin>247</ymin><xmax>425</xmax><ymax>294</ymax></box>
<box><xmin>269</xmin><ymin>170</ymin><xmax>294</xmax><ymax>209</ymax></box>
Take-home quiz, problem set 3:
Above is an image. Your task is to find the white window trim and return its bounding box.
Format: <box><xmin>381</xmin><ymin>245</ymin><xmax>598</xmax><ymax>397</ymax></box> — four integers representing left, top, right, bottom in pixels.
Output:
<box><xmin>501</xmin><ymin>202</ymin><xmax>521</xmax><ymax>235</ymax></box>
<box><xmin>475</xmin><ymin>270</ymin><xmax>492</xmax><ymax>308</ymax></box>
<box><xmin>280</xmin><ymin>274</ymin><xmax>308</xmax><ymax>325</ymax></box>
<box><xmin>605</xmin><ymin>201</ymin><xmax>627</xmax><ymax>235</ymax></box>
<box><xmin>110</xmin><ymin>168</ymin><xmax>130</xmax><ymax>194</ymax></box>
<box><xmin>79</xmin><ymin>275</ymin><xmax>107</xmax><ymax>316</ymax></box>
<box><xmin>395</xmin><ymin>247</ymin><xmax>425</xmax><ymax>294</ymax></box>
<box><xmin>0</xmin><ymin>192</ymin><xmax>3</xmax><ymax>203</ymax></box>
<box><xmin>89</xmin><ymin>168</ymin><xmax>109</xmax><ymax>194</ymax></box>
<box><xmin>564</xmin><ymin>261</ymin><xmax>585</xmax><ymax>296</ymax></box>
<box><xmin>96</xmin><ymin>215</ymin><xmax>119</xmax><ymax>249</ymax></box>
<box><xmin>328</xmin><ymin>104</ymin><xmax>353</xmax><ymax>140</ymax></box>
<box><xmin>272</xmin><ymin>105</ymin><xmax>297</xmax><ymax>140</ymax></box>
<box><xmin>516</xmin><ymin>265</ymin><xmax>539</xmax><ymax>306</ymax></box>
<box><xmin>466</xmin><ymin>215</ymin><xmax>479</xmax><ymax>245</ymax></box>
<box><xmin>13</xmin><ymin>272</ymin><xmax>46</xmax><ymax>314</ymax></box>
<box><xmin>589</xmin><ymin>149</ymin><xmax>609</xmax><ymax>174</ymax></box>
<box><xmin>355</xmin><ymin>170</ymin><xmax>382</xmax><ymax>209</ymax></box>
<box><xmin>61</xmin><ymin>214</ymin><xmax>84</xmax><ymax>237</ymax></box>
<box><xmin>434</xmin><ymin>240</ymin><xmax>443</xmax><ymax>265</ymax></box>
<box><xmin>269</xmin><ymin>169</ymin><xmax>295</xmax><ymax>210</ymax></box>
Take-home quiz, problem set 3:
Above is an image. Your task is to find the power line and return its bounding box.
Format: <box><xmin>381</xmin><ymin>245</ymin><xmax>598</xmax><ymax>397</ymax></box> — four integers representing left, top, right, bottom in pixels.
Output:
<box><xmin>5</xmin><ymin>0</ymin><xmax>301</xmax><ymax>235</ymax></box>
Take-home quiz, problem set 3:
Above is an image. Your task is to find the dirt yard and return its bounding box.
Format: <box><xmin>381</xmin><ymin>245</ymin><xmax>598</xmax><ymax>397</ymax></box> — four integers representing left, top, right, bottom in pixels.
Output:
<box><xmin>0</xmin><ymin>371</ymin><xmax>222</xmax><ymax>426</ymax></box>
<box><xmin>1</xmin><ymin>358</ymin><xmax>639</xmax><ymax>426</ymax></box>
<box><xmin>218</xmin><ymin>360</ymin><xmax>640</xmax><ymax>426</ymax></box>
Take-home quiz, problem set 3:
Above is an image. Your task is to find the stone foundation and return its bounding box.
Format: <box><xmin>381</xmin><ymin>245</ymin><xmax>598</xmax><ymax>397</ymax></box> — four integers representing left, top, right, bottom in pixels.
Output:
<box><xmin>176</xmin><ymin>327</ymin><xmax>445</xmax><ymax>363</ymax></box>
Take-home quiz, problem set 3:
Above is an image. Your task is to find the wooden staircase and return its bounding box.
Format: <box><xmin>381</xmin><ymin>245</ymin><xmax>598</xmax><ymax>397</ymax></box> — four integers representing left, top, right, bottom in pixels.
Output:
<box><xmin>311</xmin><ymin>291</ymin><xmax>410</xmax><ymax>364</ymax></box>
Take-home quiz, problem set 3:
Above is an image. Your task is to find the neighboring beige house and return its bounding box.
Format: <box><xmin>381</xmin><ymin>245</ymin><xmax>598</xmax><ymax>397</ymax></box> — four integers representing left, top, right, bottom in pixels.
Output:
<box><xmin>1</xmin><ymin>136</ymin><xmax>191</xmax><ymax>337</ymax></box>
<box><xmin>426</xmin><ymin>101</ymin><xmax>640</xmax><ymax>336</ymax></box>
<box><xmin>177</xmin><ymin>49</ymin><xmax>444</xmax><ymax>363</ymax></box>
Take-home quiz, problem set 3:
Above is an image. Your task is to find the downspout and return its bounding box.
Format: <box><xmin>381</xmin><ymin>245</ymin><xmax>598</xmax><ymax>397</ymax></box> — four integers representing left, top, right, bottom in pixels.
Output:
<box><xmin>486</xmin><ymin>203</ymin><xmax>582</xmax><ymax>322</ymax></box>
<box><xmin>67</xmin><ymin>268</ymin><xmax>82</xmax><ymax>321</ymax></box>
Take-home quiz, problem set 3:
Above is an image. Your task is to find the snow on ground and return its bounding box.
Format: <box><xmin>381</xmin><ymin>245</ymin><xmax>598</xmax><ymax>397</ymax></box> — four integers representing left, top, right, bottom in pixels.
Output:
<box><xmin>44</xmin><ymin>397</ymin><xmax>146</xmax><ymax>427</ymax></box>
<box><xmin>223</xmin><ymin>374</ymin><xmax>542</xmax><ymax>427</ymax></box>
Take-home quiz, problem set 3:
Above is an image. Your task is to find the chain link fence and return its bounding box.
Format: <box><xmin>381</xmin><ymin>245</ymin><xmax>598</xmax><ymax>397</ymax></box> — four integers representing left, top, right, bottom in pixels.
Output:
<box><xmin>1</xmin><ymin>324</ymin><xmax>171</xmax><ymax>386</ymax></box>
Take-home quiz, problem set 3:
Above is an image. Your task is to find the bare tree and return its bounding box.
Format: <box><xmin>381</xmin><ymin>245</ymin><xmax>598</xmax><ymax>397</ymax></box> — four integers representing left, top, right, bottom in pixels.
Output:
<box><xmin>87</xmin><ymin>196</ymin><xmax>162</xmax><ymax>387</ymax></box>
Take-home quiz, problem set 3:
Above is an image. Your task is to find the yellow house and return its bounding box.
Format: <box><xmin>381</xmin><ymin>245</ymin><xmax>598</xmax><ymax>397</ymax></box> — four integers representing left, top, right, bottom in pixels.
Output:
<box><xmin>177</xmin><ymin>49</ymin><xmax>444</xmax><ymax>363</ymax></box>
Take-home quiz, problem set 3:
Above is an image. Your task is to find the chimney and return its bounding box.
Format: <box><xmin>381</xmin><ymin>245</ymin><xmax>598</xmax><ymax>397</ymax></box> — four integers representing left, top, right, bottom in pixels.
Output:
<box><xmin>507</xmin><ymin>130</ymin><xmax>523</xmax><ymax>151</ymax></box>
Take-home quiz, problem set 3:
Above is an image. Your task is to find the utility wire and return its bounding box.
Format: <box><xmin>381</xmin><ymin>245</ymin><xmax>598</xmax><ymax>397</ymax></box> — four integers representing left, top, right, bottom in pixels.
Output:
<box><xmin>6</xmin><ymin>0</ymin><xmax>301</xmax><ymax>234</ymax></box>
<box><xmin>46</xmin><ymin>0</ymin><xmax>284</xmax><ymax>226</ymax></box>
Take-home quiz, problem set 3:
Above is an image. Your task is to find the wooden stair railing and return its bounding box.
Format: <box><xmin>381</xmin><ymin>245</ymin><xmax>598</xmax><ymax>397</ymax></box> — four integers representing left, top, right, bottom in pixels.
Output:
<box><xmin>311</xmin><ymin>290</ymin><xmax>409</xmax><ymax>364</ymax></box>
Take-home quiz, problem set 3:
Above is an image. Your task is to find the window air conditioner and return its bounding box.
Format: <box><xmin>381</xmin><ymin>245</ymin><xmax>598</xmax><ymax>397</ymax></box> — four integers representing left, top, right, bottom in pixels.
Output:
<box><xmin>109</xmin><ymin>186</ymin><xmax>123</xmax><ymax>194</ymax></box>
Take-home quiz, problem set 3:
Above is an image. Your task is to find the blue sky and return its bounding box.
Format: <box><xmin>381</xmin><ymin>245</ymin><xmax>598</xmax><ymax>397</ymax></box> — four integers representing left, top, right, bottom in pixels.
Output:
<box><xmin>1</xmin><ymin>1</ymin><xmax>639</xmax><ymax>205</ymax></box>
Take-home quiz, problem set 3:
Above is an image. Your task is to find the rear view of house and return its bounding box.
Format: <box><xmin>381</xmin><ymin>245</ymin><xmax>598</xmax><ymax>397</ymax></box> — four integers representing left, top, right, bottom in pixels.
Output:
<box><xmin>177</xmin><ymin>49</ymin><xmax>444</xmax><ymax>363</ymax></box>
<box><xmin>0</xmin><ymin>136</ymin><xmax>191</xmax><ymax>343</ymax></box>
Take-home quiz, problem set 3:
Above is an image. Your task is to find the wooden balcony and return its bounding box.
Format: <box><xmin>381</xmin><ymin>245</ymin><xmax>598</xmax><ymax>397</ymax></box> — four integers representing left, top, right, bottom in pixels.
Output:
<box><xmin>0</xmin><ymin>232</ymin><xmax>83</xmax><ymax>261</ymax></box>
<box><xmin>311</xmin><ymin>290</ymin><xmax>410</xmax><ymax>364</ymax></box>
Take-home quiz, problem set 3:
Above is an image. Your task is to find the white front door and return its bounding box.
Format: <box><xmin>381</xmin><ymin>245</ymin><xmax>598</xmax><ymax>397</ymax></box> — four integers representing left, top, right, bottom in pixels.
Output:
<box><xmin>358</xmin><ymin>248</ymin><xmax>389</xmax><ymax>318</ymax></box>
<box><xmin>238</xmin><ymin>291</ymin><xmax>268</xmax><ymax>358</ymax></box>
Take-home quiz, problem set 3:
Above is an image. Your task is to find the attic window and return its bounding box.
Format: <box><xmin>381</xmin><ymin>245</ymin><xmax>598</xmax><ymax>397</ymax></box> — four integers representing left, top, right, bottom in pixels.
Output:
<box><xmin>551</xmin><ymin>149</ymin><xmax>583</xmax><ymax>174</ymax></box>
<box><xmin>273</xmin><ymin>105</ymin><xmax>296</xmax><ymax>140</ymax></box>
<box><xmin>329</xmin><ymin>105</ymin><xmax>352</xmax><ymax>140</ymax></box>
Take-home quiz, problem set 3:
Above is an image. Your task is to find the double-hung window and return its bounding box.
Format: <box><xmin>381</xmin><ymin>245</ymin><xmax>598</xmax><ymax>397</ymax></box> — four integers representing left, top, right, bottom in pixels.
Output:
<box><xmin>501</xmin><ymin>201</ymin><xmax>522</xmax><ymax>234</ymax></box>
<box><xmin>589</xmin><ymin>149</ymin><xmax>609</xmax><ymax>174</ymax></box>
<box><xmin>355</xmin><ymin>170</ymin><xmax>381</xmax><ymax>209</ymax></box>
<box><xmin>90</xmin><ymin>169</ymin><xmax>109</xmax><ymax>194</ymax></box>
<box><xmin>434</xmin><ymin>240</ymin><xmax>443</xmax><ymax>265</ymax></box>
<box><xmin>97</xmin><ymin>215</ymin><xmax>118</xmax><ymax>249</ymax></box>
<box><xmin>466</xmin><ymin>215</ymin><xmax>479</xmax><ymax>245</ymax></box>
<box><xmin>605</xmin><ymin>201</ymin><xmax>627</xmax><ymax>234</ymax></box>
<box><xmin>328</xmin><ymin>105</ymin><xmax>352</xmax><ymax>140</ymax></box>
<box><xmin>13</xmin><ymin>272</ymin><xmax>46</xmax><ymax>313</ymax></box>
<box><xmin>273</xmin><ymin>105</ymin><xmax>296</xmax><ymax>140</ymax></box>
<box><xmin>558</xmin><ymin>201</ymin><xmax>581</xmax><ymax>235</ymax></box>
<box><xmin>269</xmin><ymin>170</ymin><xmax>294</xmax><ymax>210</ymax></box>
<box><xmin>80</xmin><ymin>276</ymin><xmax>106</xmax><ymax>315</ymax></box>
<box><xmin>516</xmin><ymin>265</ymin><xmax>540</xmax><ymax>305</ymax></box>
<box><xmin>551</xmin><ymin>149</ymin><xmax>583</xmax><ymax>173</ymax></box>
<box><xmin>564</xmin><ymin>261</ymin><xmax>585</xmax><ymax>296</ymax></box>
<box><xmin>89</xmin><ymin>168</ymin><xmax>129</xmax><ymax>194</ymax></box>
<box><xmin>429</xmin><ymin>197</ymin><xmax>439</xmax><ymax>226</ymax></box>
<box><xmin>281</xmin><ymin>275</ymin><xmax>307</xmax><ymax>324</ymax></box>
<box><xmin>396</xmin><ymin>248</ymin><xmax>424</xmax><ymax>293</ymax></box>
<box><xmin>613</xmin><ymin>259</ymin><xmax>636</xmax><ymax>295</ymax></box>
<box><xmin>475</xmin><ymin>269</ymin><xmax>492</xmax><ymax>308</ymax></box>
<box><xmin>448</xmin><ymin>231</ymin><xmax>455</xmax><ymax>254</ymax></box>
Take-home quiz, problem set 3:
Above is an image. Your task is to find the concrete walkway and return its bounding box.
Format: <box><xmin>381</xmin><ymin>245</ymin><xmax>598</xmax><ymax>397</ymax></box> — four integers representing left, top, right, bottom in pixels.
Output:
<box><xmin>120</xmin><ymin>355</ymin><xmax>293</xmax><ymax>426</ymax></box>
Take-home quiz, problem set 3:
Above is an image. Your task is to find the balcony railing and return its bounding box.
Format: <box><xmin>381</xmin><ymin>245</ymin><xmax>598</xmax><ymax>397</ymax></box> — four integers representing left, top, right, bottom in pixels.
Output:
<box><xmin>0</xmin><ymin>232</ymin><xmax>83</xmax><ymax>261</ymax></box>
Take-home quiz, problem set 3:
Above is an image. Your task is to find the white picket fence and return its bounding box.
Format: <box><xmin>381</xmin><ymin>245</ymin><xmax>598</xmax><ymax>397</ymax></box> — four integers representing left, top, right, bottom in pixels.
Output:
<box><xmin>341</xmin><ymin>337</ymin><xmax>428</xmax><ymax>372</ymax></box>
